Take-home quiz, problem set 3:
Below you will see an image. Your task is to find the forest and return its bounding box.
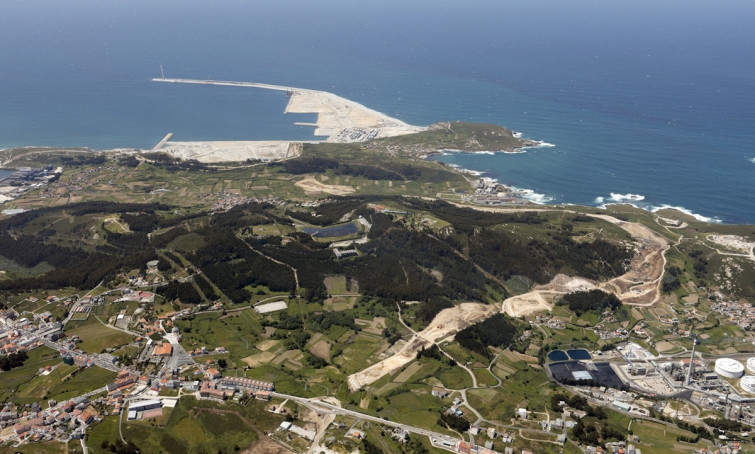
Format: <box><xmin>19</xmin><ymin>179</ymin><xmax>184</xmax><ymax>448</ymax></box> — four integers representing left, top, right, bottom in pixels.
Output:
<box><xmin>186</xmin><ymin>228</ymin><xmax>297</xmax><ymax>303</ymax></box>
<box><xmin>455</xmin><ymin>313</ymin><xmax>525</xmax><ymax>358</ymax></box>
<box><xmin>0</xmin><ymin>198</ymin><xmax>633</xmax><ymax>326</ymax></box>
<box><xmin>157</xmin><ymin>280</ymin><xmax>203</xmax><ymax>305</ymax></box>
<box><xmin>557</xmin><ymin>290</ymin><xmax>622</xmax><ymax>316</ymax></box>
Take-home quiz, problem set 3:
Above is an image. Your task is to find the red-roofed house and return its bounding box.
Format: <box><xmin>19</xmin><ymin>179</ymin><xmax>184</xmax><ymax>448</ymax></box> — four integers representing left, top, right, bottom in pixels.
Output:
<box><xmin>206</xmin><ymin>368</ymin><xmax>221</xmax><ymax>380</ymax></box>
<box><xmin>153</xmin><ymin>342</ymin><xmax>172</xmax><ymax>357</ymax></box>
<box><xmin>78</xmin><ymin>411</ymin><xmax>93</xmax><ymax>425</ymax></box>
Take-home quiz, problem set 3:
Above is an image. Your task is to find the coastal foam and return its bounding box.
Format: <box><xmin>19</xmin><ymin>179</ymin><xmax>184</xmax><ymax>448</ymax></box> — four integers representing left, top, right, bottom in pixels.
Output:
<box><xmin>649</xmin><ymin>204</ymin><xmax>721</xmax><ymax>224</ymax></box>
<box><xmin>442</xmin><ymin>149</ymin><xmax>526</xmax><ymax>155</ymax></box>
<box><xmin>520</xmin><ymin>140</ymin><xmax>556</xmax><ymax>150</ymax></box>
<box><xmin>608</xmin><ymin>193</ymin><xmax>645</xmax><ymax>202</ymax></box>
<box><xmin>511</xmin><ymin>187</ymin><xmax>554</xmax><ymax>204</ymax></box>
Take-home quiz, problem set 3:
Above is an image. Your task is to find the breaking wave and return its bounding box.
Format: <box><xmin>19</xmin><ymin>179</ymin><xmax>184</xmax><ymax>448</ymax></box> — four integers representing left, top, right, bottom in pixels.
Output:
<box><xmin>649</xmin><ymin>204</ymin><xmax>721</xmax><ymax>223</ymax></box>
<box><xmin>609</xmin><ymin>192</ymin><xmax>645</xmax><ymax>202</ymax></box>
<box><xmin>512</xmin><ymin>187</ymin><xmax>554</xmax><ymax>204</ymax></box>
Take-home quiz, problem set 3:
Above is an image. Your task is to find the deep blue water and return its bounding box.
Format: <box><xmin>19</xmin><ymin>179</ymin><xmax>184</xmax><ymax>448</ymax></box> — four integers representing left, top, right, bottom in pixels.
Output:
<box><xmin>1</xmin><ymin>0</ymin><xmax>754</xmax><ymax>223</ymax></box>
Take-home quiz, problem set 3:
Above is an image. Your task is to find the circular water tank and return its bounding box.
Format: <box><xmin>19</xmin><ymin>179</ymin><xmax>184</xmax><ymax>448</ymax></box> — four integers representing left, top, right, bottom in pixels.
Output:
<box><xmin>715</xmin><ymin>358</ymin><xmax>745</xmax><ymax>379</ymax></box>
<box><xmin>741</xmin><ymin>376</ymin><xmax>755</xmax><ymax>394</ymax></box>
<box><xmin>746</xmin><ymin>358</ymin><xmax>755</xmax><ymax>375</ymax></box>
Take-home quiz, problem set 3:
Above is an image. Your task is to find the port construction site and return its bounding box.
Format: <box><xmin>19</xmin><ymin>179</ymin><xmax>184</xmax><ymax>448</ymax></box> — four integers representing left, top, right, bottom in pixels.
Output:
<box><xmin>148</xmin><ymin>78</ymin><xmax>425</xmax><ymax>163</ymax></box>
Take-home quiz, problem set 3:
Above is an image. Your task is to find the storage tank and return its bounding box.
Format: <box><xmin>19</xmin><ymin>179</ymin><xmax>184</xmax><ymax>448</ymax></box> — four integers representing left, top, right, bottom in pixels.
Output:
<box><xmin>740</xmin><ymin>376</ymin><xmax>755</xmax><ymax>394</ymax></box>
<box><xmin>715</xmin><ymin>358</ymin><xmax>745</xmax><ymax>379</ymax></box>
<box><xmin>746</xmin><ymin>358</ymin><xmax>755</xmax><ymax>375</ymax></box>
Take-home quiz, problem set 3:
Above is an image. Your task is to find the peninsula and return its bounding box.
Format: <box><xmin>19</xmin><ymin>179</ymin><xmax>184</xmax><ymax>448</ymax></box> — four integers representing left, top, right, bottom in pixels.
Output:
<box><xmin>150</xmin><ymin>78</ymin><xmax>427</xmax><ymax>163</ymax></box>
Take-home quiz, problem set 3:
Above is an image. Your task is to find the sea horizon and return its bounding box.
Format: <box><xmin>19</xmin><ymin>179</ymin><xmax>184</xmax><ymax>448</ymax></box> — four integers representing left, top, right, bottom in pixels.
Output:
<box><xmin>1</xmin><ymin>0</ymin><xmax>754</xmax><ymax>223</ymax></box>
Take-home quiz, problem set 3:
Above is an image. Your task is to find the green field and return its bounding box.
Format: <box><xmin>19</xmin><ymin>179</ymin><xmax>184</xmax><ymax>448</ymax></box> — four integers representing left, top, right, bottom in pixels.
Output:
<box><xmin>13</xmin><ymin>363</ymin><xmax>115</xmax><ymax>405</ymax></box>
<box><xmin>2</xmin><ymin>441</ymin><xmax>70</xmax><ymax>454</ymax></box>
<box><xmin>0</xmin><ymin>346</ymin><xmax>61</xmax><ymax>403</ymax></box>
<box><xmin>628</xmin><ymin>420</ymin><xmax>712</xmax><ymax>454</ymax></box>
<box><xmin>118</xmin><ymin>396</ymin><xmax>282</xmax><ymax>454</ymax></box>
<box><xmin>377</xmin><ymin>386</ymin><xmax>456</xmax><ymax>435</ymax></box>
<box><xmin>65</xmin><ymin>318</ymin><xmax>133</xmax><ymax>354</ymax></box>
<box><xmin>333</xmin><ymin>332</ymin><xmax>387</xmax><ymax>375</ymax></box>
<box><xmin>176</xmin><ymin>309</ymin><xmax>262</xmax><ymax>368</ymax></box>
<box><xmin>85</xmin><ymin>415</ymin><xmax>122</xmax><ymax>452</ymax></box>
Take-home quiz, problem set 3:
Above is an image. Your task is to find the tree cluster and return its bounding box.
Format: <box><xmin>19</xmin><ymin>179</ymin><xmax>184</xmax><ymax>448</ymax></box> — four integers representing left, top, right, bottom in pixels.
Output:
<box><xmin>142</xmin><ymin>152</ymin><xmax>214</xmax><ymax>172</ymax></box>
<box><xmin>58</xmin><ymin>154</ymin><xmax>107</xmax><ymax>166</ymax></box>
<box><xmin>306</xmin><ymin>311</ymin><xmax>356</xmax><ymax>332</ymax></box>
<box><xmin>187</xmin><ymin>229</ymin><xmax>296</xmax><ymax>303</ymax></box>
<box><xmin>658</xmin><ymin>414</ymin><xmax>711</xmax><ymax>440</ymax></box>
<box><xmin>571</xmin><ymin>418</ymin><xmax>625</xmax><ymax>446</ymax></box>
<box><xmin>558</xmin><ymin>290</ymin><xmax>621</xmax><ymax>316</ymax></box>
<box><xmin>120</xmin><ymin>212</ymin><xmax>158</xmax><ymax>232</ymax></box>
<box><xmin>275</xmin><ymin>157</ymin><xmax>420</xmax><ymax>181</ymax></box>
<box><xmin>118</xmin><ymin>155</ymin><xmax>140</xmax><ymax>168</ymax></box>
<box><xmin>361</xmin><ymin>438</ymin><xmax>384</xmax><ymax>454</ymax></box>
<box><xmin>157</xmin><ymin>280</ymin><xmax>202</xmax><ymax>304</ymax></box>
<box><xmin>662</xmin><ymin>265</ymin><xmax>682</xmax><ymax>293</ymax></box>
<box><xmin>416</xmin><ymin>344</ymin><xmax>443</xmax><ymax>361</ymax></box>
<box><xmin>549</xmin><ymin>393</ymin><xmax>607</xmax><ymax>419</ymax></box>
<box><xmin>455</xmin><ymin>313</ymin><xmax>524</xmax><ymax>358</ymax></box>
<box><xmin>194</xmin><ymin>274</ymin><xmax>219</xmax><ymax>300</ymax></box>
<box><xmin>703</xmin><ymin>417</ymin><xmax>747</xmax><ymax>432</ymax></box>
<box><xmin>99</xmin><ymin>439</ymin><xmax>139</xmax><ymax>454</ymax></box>
<box><xmin>0</xmin><ymin>351</ymin><xmax>28</xmax><ymax>371</ymax></box>
<box><xmin>438</xmin><ymin>412</ymin><xmax>470</xmax><ymax>432</ymax></box>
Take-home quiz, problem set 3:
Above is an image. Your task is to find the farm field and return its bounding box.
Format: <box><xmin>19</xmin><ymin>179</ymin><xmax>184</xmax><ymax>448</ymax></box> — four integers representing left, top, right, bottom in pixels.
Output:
<box><xmin>64</xmin><ymin>319</ymin><xmax>133</xmax><ymax>354</ymax></box>
<box><xmin>119</xmin><ymin>396</ymin><xmax>284</xmax><ymax>454</ymax></box>
<box><xmin>0</xmin><ymin>347</ymin><xmax>61</xmax><ymax>403</ymax></box>
<box><xmin>13</xmin><ymin>364</ymin><xmax>116</xmax><ymax>405</ymax></box>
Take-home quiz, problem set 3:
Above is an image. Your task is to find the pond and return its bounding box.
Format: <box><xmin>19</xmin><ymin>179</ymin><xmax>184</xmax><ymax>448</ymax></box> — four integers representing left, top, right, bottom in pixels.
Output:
<box><xmin>567</xmin><ymin>349</ymin><xmax>592</xmax><ymax>360</ymax></box>
<box><xmin>547</xmin><ymin>350</ymin><xmax>569</xmax><ymax>362</ymax></box>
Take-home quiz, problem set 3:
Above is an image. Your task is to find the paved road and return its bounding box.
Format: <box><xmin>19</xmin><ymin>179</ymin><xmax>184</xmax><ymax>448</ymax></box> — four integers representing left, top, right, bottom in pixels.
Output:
<box><xmin>270</xmin><ymin>392</ymin><xmax>459</xmax><ymax>445</ymax></box>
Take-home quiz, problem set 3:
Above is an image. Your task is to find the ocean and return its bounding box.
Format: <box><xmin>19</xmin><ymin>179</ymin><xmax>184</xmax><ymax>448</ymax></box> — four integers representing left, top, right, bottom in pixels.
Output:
<box><xmin>1</xmin><ymin>0</ymin><xmax>753</xmax><ymax>223</ymax></box>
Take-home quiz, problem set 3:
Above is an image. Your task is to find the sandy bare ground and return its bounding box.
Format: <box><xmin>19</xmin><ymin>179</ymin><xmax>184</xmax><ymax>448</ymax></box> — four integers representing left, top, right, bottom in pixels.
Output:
<box><xmin>148</xmin><ymin>78</ymin><xmax>425</xmax><ymax>162</ymax></box>
<box><xmin>593</xmin><ymin>215</ymin><xmax>670</xmax><ymax>306</ymax></box>
<box><xmin>295</xmin><ymin>177</ymin><xmax>355</xmax><ymax>195</ymax></box>
<box><xmin>347</xmin><ymin>303</ymin><xmax>497</xmax><ymax>391</ymax></box>
<box><xmin>349</xmin><ymin>210</ymin><xmax>673</xmax><ymax>387</ymax></box>
<box><xmin>451</xmin><ymin>207</ymin><xmax>671</xmax><ymax>314</ymax></box>
<box><xmin>502</xmin><ymin>214</ymin><xmax>669</xmax><ymax>315</ymax></box>
<box><xmin>243</xmin><ymin>437</ymin><xmax>295</xmax><ymax>454</ymax></box>
<box><xmin>502</xmin><ymin>274</ymin><xmax>596</xmax><ymax>317</ymax></box>
<box><xmin>707</xmin><ymin>234</ymin><xmax>755</xmax><ymax>259</ymax></box>
<box><xmin>285</xmin><ymin>90</ymin><xmax>425</xmax><ymax>140</ymax></box>
<box><xmin>154</xmin><ymin>140</ymin><xmax>302</xmax><ymax>163</ymax></box>
<box><xmin>241</xmin><ymin>351</ymin><xmax>276</xmax><ymax>367</ymax></box>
